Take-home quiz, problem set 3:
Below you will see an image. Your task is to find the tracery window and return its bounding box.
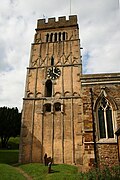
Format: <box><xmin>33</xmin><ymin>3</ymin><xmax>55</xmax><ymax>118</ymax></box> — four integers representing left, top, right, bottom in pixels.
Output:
<box><xmin>98</xmin><ymin>96</ymin><xmax>114</xmax><ymax>139</ymax></box>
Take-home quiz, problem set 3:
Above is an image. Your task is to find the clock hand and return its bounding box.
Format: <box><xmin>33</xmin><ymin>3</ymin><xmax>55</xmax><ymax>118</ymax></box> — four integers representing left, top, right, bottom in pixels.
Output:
<box><xmin>53</xmin><ymin>67</ymin><xmax>58</xmax><ymax>73</ymax></box>
<box><xmin>53</xmin><ymin>68</ymin><xmax>59</xmax><ymax>75</ymax></box>
<box><xmin>54</xmin><ymin>72</ymin><xmax>59</xmax><ymax>76</ymax></box>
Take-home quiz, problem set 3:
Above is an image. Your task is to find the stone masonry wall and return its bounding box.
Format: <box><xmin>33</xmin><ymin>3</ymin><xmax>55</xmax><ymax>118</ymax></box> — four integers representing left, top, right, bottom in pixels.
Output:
<box><xmin>81</xmin><ymin>73</ymin><xmax>120</xmax><ymax>170</ymax></box>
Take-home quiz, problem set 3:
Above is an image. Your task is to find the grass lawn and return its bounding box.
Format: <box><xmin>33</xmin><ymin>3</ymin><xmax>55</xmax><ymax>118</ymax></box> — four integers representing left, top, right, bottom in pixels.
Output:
<box><xmin>0</xmin><ymin>164</ymin><xmax>26</xmax><ymax>180</ymax></box>
<box><xmin>1</xmin><ymin>162</ymin><xmax>120</xmax><ymax>180</ymax></box>
<box><xmin>20</xmin><ymin>163</ymin><xmax>80</xmax><ymax>180</ymax></box>
<box><xmin>0</xmin><ymin>137</ymin><xmax>81</xmax><ymax>179</ymax></box>
<box><xmin>1</xmin><ymin>163</ymin><xmax>120</xmax><ymax>180</ymax></box>
<box><xmin>0</xmin><ymin>137</ymin><xmax>120</xmax><ymax>180</ymax></box>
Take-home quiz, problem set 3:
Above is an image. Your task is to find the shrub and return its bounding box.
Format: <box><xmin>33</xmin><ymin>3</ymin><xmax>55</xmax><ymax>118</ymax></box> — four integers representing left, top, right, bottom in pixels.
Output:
<box><xmin>79</xmin><ymin>166</ymin><xmax>120</xmax><ymax>180</ymax></box>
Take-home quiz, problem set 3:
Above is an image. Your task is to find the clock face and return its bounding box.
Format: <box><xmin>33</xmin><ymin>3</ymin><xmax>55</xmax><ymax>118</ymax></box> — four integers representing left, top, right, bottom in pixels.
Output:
<box><xmin>47</xmin><ymin>67</ymin><xmax>61</xmax><ymax>80</ymax></box>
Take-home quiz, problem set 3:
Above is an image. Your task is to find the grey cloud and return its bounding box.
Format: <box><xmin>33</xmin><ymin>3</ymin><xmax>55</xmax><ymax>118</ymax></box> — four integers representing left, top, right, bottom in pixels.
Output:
<box><xmin>0</xmin><ymin>44</ymin><xmax>13</xmax><ymax>72</ymax></box>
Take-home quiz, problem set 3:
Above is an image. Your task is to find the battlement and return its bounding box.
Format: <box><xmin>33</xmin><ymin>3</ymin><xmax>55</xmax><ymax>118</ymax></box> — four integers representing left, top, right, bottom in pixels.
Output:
<box><xmin>37</xmin><ymin>15</ymin><xmax>78</xmax><ymax>30</ymax></box>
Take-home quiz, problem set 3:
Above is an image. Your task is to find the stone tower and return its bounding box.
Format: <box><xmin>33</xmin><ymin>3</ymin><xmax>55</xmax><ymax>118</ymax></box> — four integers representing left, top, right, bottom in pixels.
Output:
<box><xmin>19</xmin><ymin>15</ymin><xmax>120</xmax><ymax>170</ymax></box>
<box><xmin>19</xmin><ymin>15</ymin><xmax>83</xmax><ymax>165</ymax></box>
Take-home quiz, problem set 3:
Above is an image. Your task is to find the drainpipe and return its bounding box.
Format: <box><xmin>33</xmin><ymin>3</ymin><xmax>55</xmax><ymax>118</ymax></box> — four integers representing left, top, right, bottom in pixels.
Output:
<box><xmin>117</xmin><ymin>135</ymin><xmax>120</xmax><ymax>163</ymax></box>
<box><xmin>115</xmin><ymin>129</ymin><xmax>120</xmax><ymax>164</ymax></box>
<box><xmin>90</xmin><ymin>88</ymin><xmax>98</xmax><ymax>168</ymax></box>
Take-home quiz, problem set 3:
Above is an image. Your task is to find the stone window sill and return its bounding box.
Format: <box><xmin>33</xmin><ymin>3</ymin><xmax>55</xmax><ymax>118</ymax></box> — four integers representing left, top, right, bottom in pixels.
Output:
<box><xmin>97</xmin><ymin>138</ymin><xmax>117</xmax><ymax>144</ymax></box>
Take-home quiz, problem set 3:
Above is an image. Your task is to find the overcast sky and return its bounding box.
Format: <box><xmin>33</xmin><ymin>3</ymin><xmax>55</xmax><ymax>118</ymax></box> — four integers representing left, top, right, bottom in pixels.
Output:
<box><xmin>0</xmin><ymin>0</ymin><xmax>120</xmax><ymax>111</ymax></box>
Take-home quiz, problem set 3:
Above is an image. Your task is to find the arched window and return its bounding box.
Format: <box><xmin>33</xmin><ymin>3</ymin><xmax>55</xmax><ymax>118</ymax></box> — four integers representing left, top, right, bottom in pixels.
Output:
<box><xmin>46</xmin><ymin>33</ymin><xmax>49</xmax><ymax>42</ymax></box>
<box><xmin>50</xmin><ymin>33</ymin><xmax>53</xmax><ymax>42</ymax></box>
<box><xmin>59</xmin><ymin>32</ymin><xmax>61</xmax><ymax>41</ymax></box>
<box><xmin>63</xmin><ymin>32</ymin><xmax>66</xmax><ymax>41</ymax></box>
<box><xmin>54</xmin><ymin>33</ymin><xmax>57</xmax><ymax>42</ymax></box>
<box><xmin>51</xmin><ymin>56</ymin><xmax>54</xmax><ymax>66</ymax></box>
<box><xmin>45</xmin><ymin>80</ymin><xmax>52</xmax><ymax>97</ymax></box>
<box><xmin>44</xmin><ymin>103</ymin><xmax>51</xmax><ymax>113</ymax></box>
<box><xmin>54</xmin><ymin>102</ymin><xmax>61</xmax><ymax>111</ymax></box>
<box><xmin>97</xmin><ymin>96</ymin><xmax>114</xmax><ymax>139</ymax></box>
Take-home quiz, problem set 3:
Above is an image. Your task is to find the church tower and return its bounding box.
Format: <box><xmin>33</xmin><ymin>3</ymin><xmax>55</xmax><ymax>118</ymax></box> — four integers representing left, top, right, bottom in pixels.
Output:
<box><xmin>19</xmin><ymin>15</ymin><xmax>83</xmax><ymax>165</ymax></box>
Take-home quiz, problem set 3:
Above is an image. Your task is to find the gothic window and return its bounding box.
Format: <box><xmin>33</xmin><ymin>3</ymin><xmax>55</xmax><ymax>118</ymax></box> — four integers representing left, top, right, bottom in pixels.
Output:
<box><xmin>98</xmin><ymin>96</ymin><xmax>114</xmax><ymax>139</ymax></box>
<box><xmin>54</xmin><ymin>102</ymin><xmax>61</xmax><ymax>111</ymax></box>
<box><xmin>44</xmin><ymin>103</ymin><xmax>51</xmax><ymax>112</ymax></box>
<box><xmin>46</xmin><ymin>33</ymin><xmax>49</xmax><ymax>42</ymax></box>
<box><xmin>45</xmin><ymin>80</ymin><xmax>52</xmax><ymax>97</ymax></box>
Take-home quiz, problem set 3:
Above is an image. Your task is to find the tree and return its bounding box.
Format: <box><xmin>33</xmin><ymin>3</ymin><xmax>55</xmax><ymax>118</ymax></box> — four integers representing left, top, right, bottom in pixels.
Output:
<box><xmin>0</xmin><ymin>107</ymin><xmax>21</xmax><ymax>148</ymax></box>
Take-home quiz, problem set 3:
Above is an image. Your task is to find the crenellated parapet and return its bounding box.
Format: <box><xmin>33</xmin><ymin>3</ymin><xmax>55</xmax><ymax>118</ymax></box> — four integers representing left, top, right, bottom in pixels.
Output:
<box><xmin>37</xmin><ymin>15</ymin><xmax>78</xmax><ymax>30</ymax></box>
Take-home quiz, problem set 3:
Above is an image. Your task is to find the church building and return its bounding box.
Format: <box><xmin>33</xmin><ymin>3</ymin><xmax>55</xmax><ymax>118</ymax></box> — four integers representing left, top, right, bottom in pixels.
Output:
<box><xmin>19</xmin><ymin>15</ymin><xmax>120</xmax><ymax>171</ymax></box>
